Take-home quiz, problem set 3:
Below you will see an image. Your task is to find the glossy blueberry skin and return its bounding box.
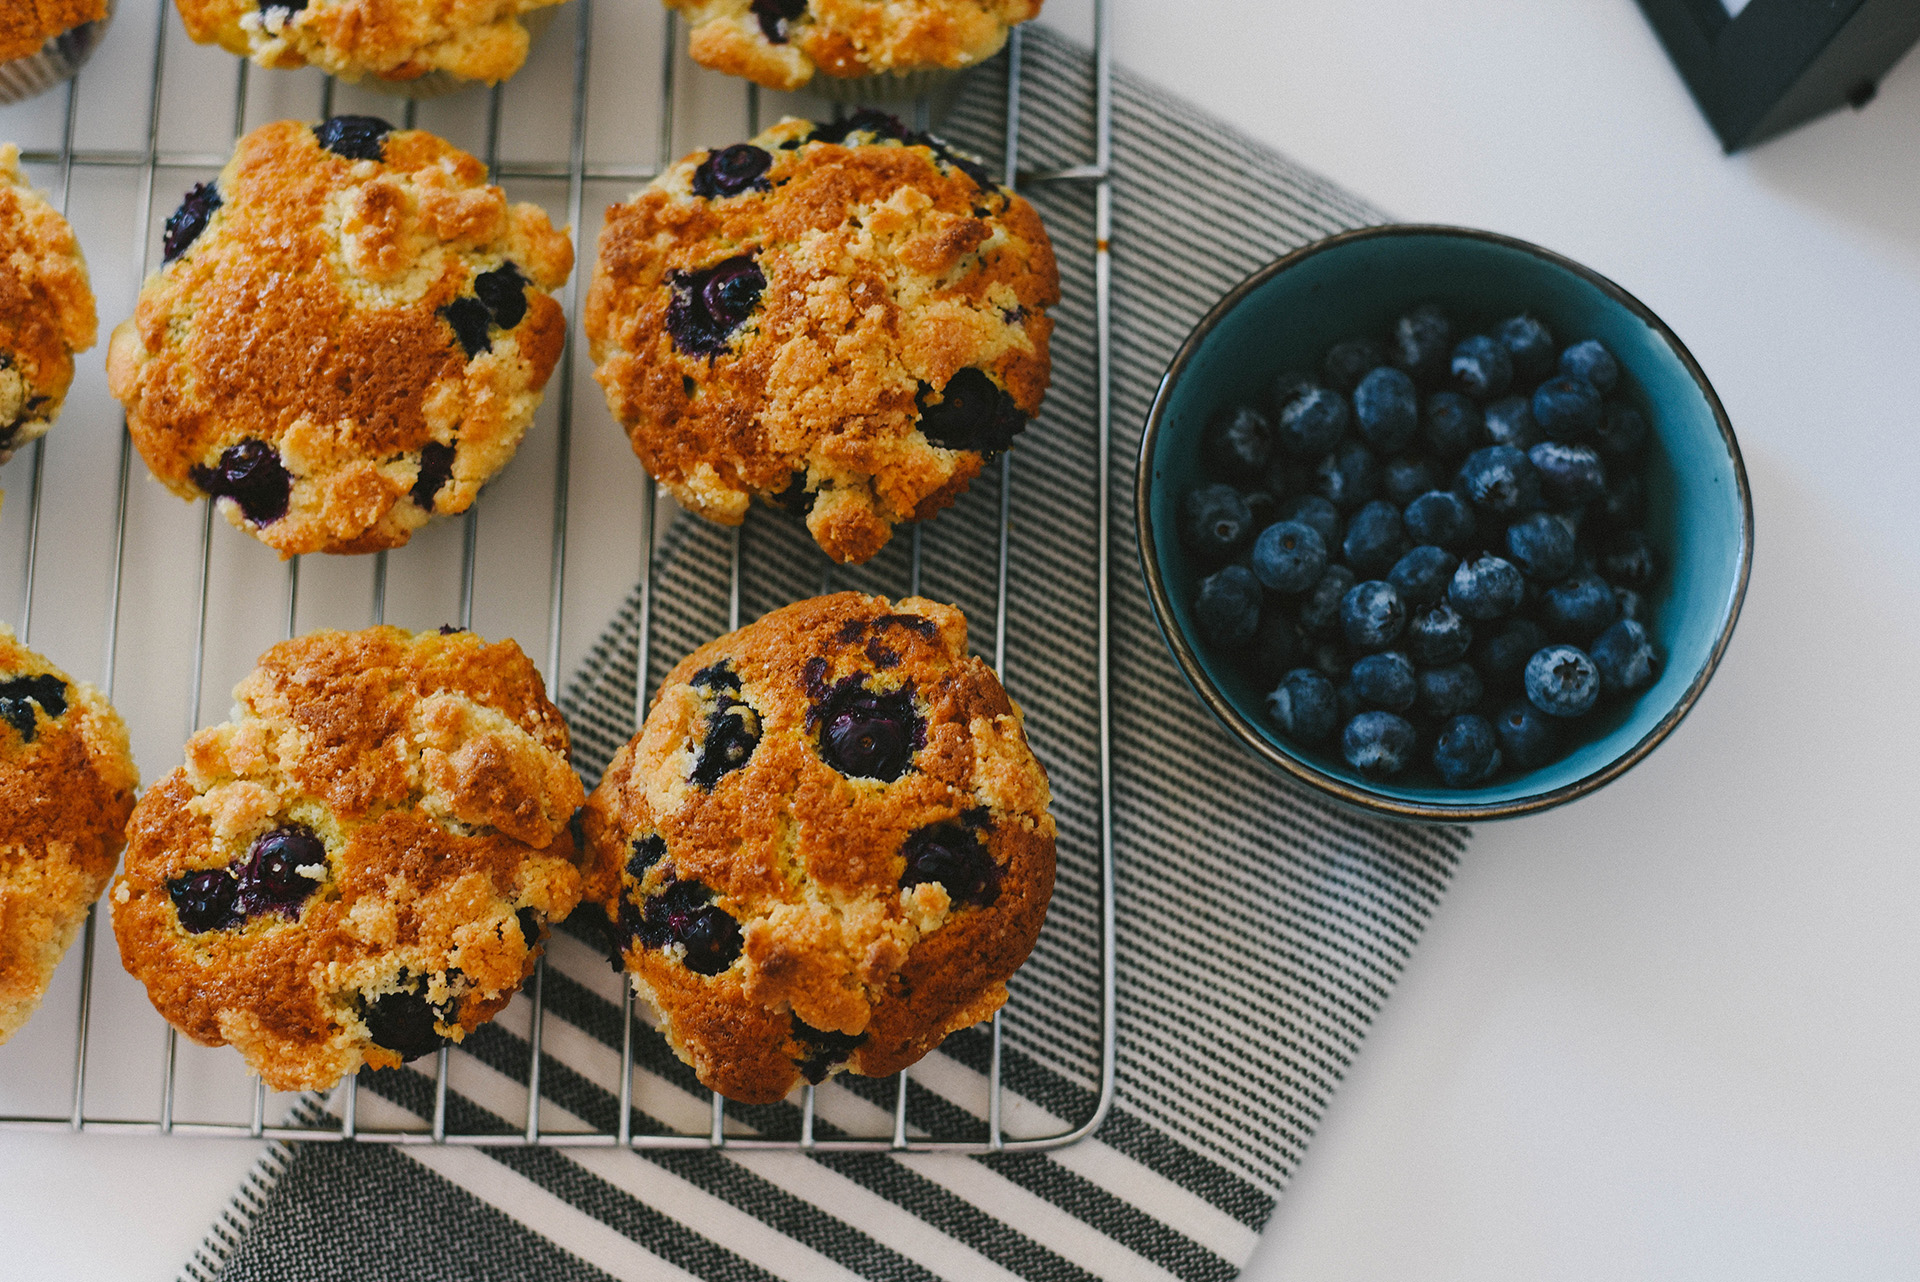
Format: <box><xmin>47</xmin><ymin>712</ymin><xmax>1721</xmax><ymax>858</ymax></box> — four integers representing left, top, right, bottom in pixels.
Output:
<box><xmin>191</xmin><ymin>439</ymin><xmax>292</xmax><ymax>527</ymax></box>
<box><xmin>1178</xmin><ymin>483</ymin><xmax>1254</xmax><ymax>563</ymax></box>
<box><xmin>1407</xmin><ymin>602</ymin><xmax>1473</xmax><ymax>666</ymax></box>
<box><xmin>1381</xmin><ymin>455</ymin><xmax>1436</xmax><ymax>508</ymax></box>
<box><xmin>1600</xmin><ymin>529</ymin><xmax>1660</xmax><ymax>588</ymax></box>
<box><xmin>1595</xmin><ymin>402</ymin><xmax>1649</xmax><ymax>462</ymax></box>
<box><xmin>1417</xmin><ymin>662</ymin><xmax>1484</xmax><ymax>720</ymax></box>
<box><xmin>1448</xmin><ymin>553</ymin><xmax>1525</xmax><ymax>620</ymax></box>
<box><xmin>1251</xmin><ymin>520</ymin><xmax>1328</xmax><ymax>594</ymax></box>
<box><xmin>1275</xmin><ymin>387</ymin><xmax>1350</xmax><ymax>459</ymax></box>
<box><xmin>1353</xmin><ymin>366</ymin><xmax>1420</xmax><ymax>453</ymax></box>
<box><xmin>1322</xmin><ymin>338</ymin><xmax>1384</xmax><ymax>393</ymax></box>
<box><xmin>163</xmin><ymin>182</ymin><xmax>220</xmax><ymax>263</ymax></box>
<box><xmin>1276</xmin><ymin>493</ymin><xmax>1340</xmax><ymax>545</ymax></box>
<box><xmin>1474</xmin><ymin>617</ymin><xmax>1547</xmax><ymax>691</ymax></box>
<box><xmin>1495</xmin><ymin>699</ymin><xmax>1559</xmax><ymax>769</ymax></box>
<box><xmin>1591</xmin><ymin>618</ymin><xmax>1660</xmax><ymax>693</ymax></box>
<box><xmin>815</xmin><ymin>685</ymin><xmax>917</xmax><ymax>782</ymax></box>
<box><xmin>1297</xmin><ymin>565</ymin><xmax>1356</xmax><ymax>637</ymax></box>
<box><xmin>313</xmin><ymin>115</ymin><xmax>392</xmax><ymax>161</ymax></box>
<box><xmin>1339</xmin><ymin>580</ymin><xmax>1407</xmax><ymax>652</ymax></box>
<box><xmin>1389</xmin><ymin>304</ymin><xmax>1453</xmax><ymax>385</ymax></box>
<box><xmin>1403</xmin><ymin>489</ymin><xmax>1476</xmax><ymax>550</ymax></box>
<box><xmin>1559</xmin><ymin>338</ymin><xmax>1619</xmax><ymax>393</ymax></box>
<box><xmin>666</xmin><ymin>256</ymin><xmax>765</xmax><ymax>356</ymax></box>
<box><xmin>1433</xmin><ymin>713</ymin><xmax>1502</xmax><ymax>786</ymax></box>
<box><xmin>1195</xmin><ymin>565</ymin><xmax>1263</xmax><ymax>649</ymax></box>
<box><xmin>899</xmin><ymin>825</ymin><xmax>998</xmax><ymax>907</ymax></box>
<box><xmin>1525</xmin><ymin>645</ymin><xmax>1601</xmax><ymax>717</ymax></box>
<box><xmin>1204</xmin><ymin>404</ymin><xmax>1273</xmax><ymax>477</ymax></box>
<box><xmin>362</xmin><ymin>983</ymin><xmax>450</xmax><ymax>1061</ymax></box>
<box><xmin>1267</xmin><ymin>668</ymin><xmax>1339</xmax><ymax>744</ymax></box>
<box><xmin>691</xmin><ymin>143</ymin><xmax>774</xmax><ymax>197</ymax></box>
<box><xmin>1532</xmin><ymin>375</ymin><xmax>1603</xmax><ymax>441</ymax></box>
<box><xmin>1529</xmin><ymin>441</ymin><xmax>1607</xmax><ymax>508</ymax></box>
<box><xmin>1493</xmin><ymin>314</ymin><xmax>1556</xmax><ymax>384</ymax></box>
<box><xmin>168</xmin><ymin>869</ymin><xmax>239</xmax><ymax>934</ymax></box>
<box><xmin>1387</xmin><ymin>544</ymin><xmax>1458</xmax><ymax>606</ymax></box>
<box><xmin>1482</xmin><ymin>395</ymin><xmax>1543</xmax><ymax>452</ymax></box>
<box><xmin>232</xmin><ymin>826</ymin><xmax>325</xmax><ymax>919</ymax></box>
<box><xmin>1342</xmin><ymin>710</ymin><xmax>1417</xmax><ymax>777</ymax></box>
<box><xmin>1342</xmin><ymin>500</ymin><xmax>1406</xmax><ymax>577</ymax></box>
<box><xmin>1351</xmin><ymin>651</ymin><xmax>1416</xmax><ymax>713</ymax></box>
<box><xmin>1450</xmin><ymin>334</ymin><xmax>1513</xmax><ymax>400</ymax></box>
<box><xmin>1457</xmin><ymin>445</ymin><xmax>1542</xmax><ymax>519</ymax></box>
<box><xmin>1312</xmin><ymin>441</ymin><xmax>1379</xmax><ymax>511</ymax></box>
<box><xmin>1423</xmin><ymin>391</ymin><xmax>1486</xmax><ymax>460</ymax></box>
<box><xmin>1504</xmin><ymin>512</ymin><xmax>1577</xmax><ymax>582</ymax></box>
<box><xmin>1272</xmin><ymin>369</ymin><xmax>1318</xmax><ymax>411</ymax></box>
<box><xmin>1248</xmin><ymin>613</ymin><xmax>1304</xmax><ymax>687</ymax></box>
<box><xmin>1539</xmin><ymin>574</ymin><xmax>1619</xmax><ymax>642</ymax></box>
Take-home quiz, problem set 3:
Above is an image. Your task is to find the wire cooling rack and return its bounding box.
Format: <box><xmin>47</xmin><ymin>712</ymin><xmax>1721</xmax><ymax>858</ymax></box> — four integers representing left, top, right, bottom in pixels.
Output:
<box><xmin>0</xmin><ymin>2</ymin><xmax>1113</xmax><ymax>1152</ymax></box>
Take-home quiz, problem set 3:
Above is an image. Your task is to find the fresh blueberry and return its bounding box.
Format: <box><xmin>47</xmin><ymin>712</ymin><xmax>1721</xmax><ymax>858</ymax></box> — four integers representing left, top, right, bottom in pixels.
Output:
<box><xmin>692</xmin><ymin>143</ymin><xmax>774</xmax><ymax>197</ymax></box>
<box><xmin>1342</xmin><ymin>711</ymin><xmax>1417</xmax><ymax>777</ymax></box>
<box><xmin>191</xmin><ymin>439</ymin><xmax>292</xmax><ymax>526</ymax></box>
<box><xmin>1335</xmin><ymin>680</ymin><xmax>1362</xmax><ymax>724</ymax></box>
<box><xmin>1532</xmin><ymin>375</ymin><xmax>1603</xmax><ymax>441</ymax></box>
<box><xmin>1559</xmin><ymin>339</ymin><xmax>1619</xmax><ymax>393</ymax></box>
<box><xmin>1539</xmin><ymin>574</ymin><xmax>1618</xmax><ymax>642</ymax></box>
<box><xmin>1353</xmin><ymin>366</ymin><xmax>1419</xmax><ymax>452</ymax></box>
<box><xmin>1342</xmin><ymin>500</ymin><xmax>1406</xmax><ymax>576</ymax></box>
<box><xmin>1267</xmin><ymin>668</ymin><xmax>1338</xmax><ymax>744</ymax></box>
<box><xmin>1494</xmin><ymin>699</ymin><xmax>1559</xmax><ymax>769</ymax></box>
<box><xmin>1313</xmin><ymin>639</ymin><xmax>1349</xmax><ymax>678</ymax></box>
<box><xmin>1529</xmin><ymin>441</ymin><xmax>1607</xmax><ymax>508</ymax></box>
<box><xmin>1417</xmin><ymin>663</ymin><xmax>1484</xmax><ymax>720</ymax></box>
<box><xmin>1403</xmin><ymin>489</ymin><xmax>1476</xmax><ymax>550</ymax></box>
<box><xmin>472</xmin><ymin>261</ymin><xmax>529</xmax><ymax>330</ymax></box>
<box><xmin>1504</xmin><ymin>512</ymin><xmax>1577</xmax><ymax>581</ymax></box>
<box><xmin>1589</xmin><ymin>472</ymin><xmax>1646</xmax><ymax>533</ymax></box>
<box><xmin>1351</xmin><ymin>651</ymin><xmax>1416</xmax><ymax>713</ymax></box>
<box><xmin>1600</xmin><ymin>529</ymin><xmax>1660</xmax><ymax>588</ymax></box>
<box><xmin>899</xmin><ymin>824</ymin><xmax>997</xmax><ymax>906</ymax></box>
<box><xmin>1423</xmin><ymin>391</ymin><xmax>1486</xmax><ymax>460</ymax></box>
<box><xmin>1322</xmin><ymin>338</ymin><xmax>1384</xmax><ymax>393</ymax></box>
<box><xmin>1389</xmin><ymin>304</ymin><xmax>1453</xmax><ymax>385</ymax></box>
<box><xmin>162</xmin><ymin>182</ymin><xmax>220</xmax><ymax>263</ymax></box>
<box><xmin>1474</xmin><ymin>618</ymin><xmax>1547</xmax><ymax>691</ymax></box>
<box><xmin>1275</xmin><ymin>386</ymin><xmax>1350</xmax><ymax>459</ymax></box>
<box><xmin>1276</xmin><ymin>493</ymin><xmax>1340</xmax><ymax>545</ymax></box>
<box><xmin>1448</xmin><ymin>553</ymin><xmax>1525</xmax><ymax>620</ymax></box>
<box><xmin>1204</xmin><ymin>404</ymin><xmax>1273</xmax><ymax>477</ymax></box>
<box><xmin>1525</xmin><ymin>645</ymin><xmax>1600</xmax><ymax>718</ymax></box>
<box><xmin>1248</xmin><ymin>613</ymin><xmax>1304</xmax><ymax>687</ymax></box>
<box><xmin>1272</xmin><ymin>369</ymin><xmax>1318</xmax><ymax>411</ymax></box>
<box><xmin>1381</xmin><ymin>455</ymin><xmax>1436</xmax><ymax>508</ymax></box>
<box><xmin>1243</xmin><ymin>489</ymin><xmax>1280</xmax><ymax>531</ymax></box>
<box><xmin>1450</xmin><ymin>335</ymin><xmax>1512</xmax><ymax>400</ymax></box>
<box><xmin>1339</xmin><ymin>580</ymin><xmax>1406</xmax><ymax>652</ymax></box>
<box><xmin>1595</xmin><ymin>402</ymin><xmax>1649</xmax><ymax>462</ymax></box>
<box><xmin>1407</xmin><ymin>602</ymin><xmax>1473</xmax><ymax>666</ymax></box>
<box><xmin>167</xmin><ymin>868</ymin><xmax>239</xmax><ymax>933</ymax></box>
<box><xmin>917</xmin><ymin>368</ymin><xmax>1026</xmax><ymax>453</ymax></box>
<box><xmin>750</xmin><ymin>0</ymin><xmax>806</xmax><ymax>42</ymax></box>
<box><xmin>1297</xmin><ymin>565</ymin><xmax>1356</xmax><ymax>637</ymax></box>
<box><xmin>1483</xmin><ymin>395</ymin><xmax>1543</xmax><ymax>451</ymax></box>
<box><xmin>1252</xmin><ymin>520</ymin><xmax>1328</xmax><ymax>593</ymax></box>
<box><xmin>362</xmin><ymin>980</ymin><xmax>450</xmax><ymax>1061</ymax></box>
<box><xmin>1387</xmin><ymin>544</ymin><xmax>1458</xmax><ymax>606</ymax></box>
<box><xmin>666</xmin><ymin>255</ymin><xmax>765</xmax><ymax>356</ymax></box>
<box><xmin>1261</xmin><ymin>455</ymin><xmax>1306</xmax><ymax>500</ymax></box>
<box><xmin>1457</xmin><ymin>445</ymin><xmax>1541</xmax><ymax>519</ymax></box>
<box><xmin>411</xmin><ymin>441</ymin><xmax>455</xmax><ymax>510</ymax></box>
<box><xmin>1613</xmin><ymin>586</ymin><xmax>1647</xmax><ymax>623</ymax></box>
<box><xmin>313</xmin><ymin>115</ymin><xmax>393</xmax><ymax>162</ymax></box>
<box><xmin>814</xmin><ymin>680</ymin><xmax>919</xmax><ymax>781</ymax></box>
<box><xmin>1591</xmin><ymin>619</ymin><xmax>1660</xmax><ymax>694</ymax></box>
<box><xmin>232</xmin><ymin>825</ymin><xmax>324</xmax><ymax>919</ymax></box>
<box><xmin>1493</xmin><ymin>314</ymin><xmax>1555</xmax><ymax>384</ymax></box>
<box><xmin>1312</xmin><ymin>441</ymin><xmax>1378</xmax><ymax>511</ymax></box>
<box><xmin>1195</xmin><ymin>565</ymin><xmax>1263</xmax><ymax>649</ymax></box>
<box><xmin>1179</xmin><ymin>483</ymin><xmax>1255</xmax><ymax>562</ymax></box>
<box><xmin>1433</xmin><ymin>714</ymin><xmax>1501</xmax><ymax>786</ymax></box>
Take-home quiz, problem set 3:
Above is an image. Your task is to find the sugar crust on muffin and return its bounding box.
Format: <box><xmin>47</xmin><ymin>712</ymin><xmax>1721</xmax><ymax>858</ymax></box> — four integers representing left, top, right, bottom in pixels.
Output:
<box><xmin>175</xmin><ymin>0</ymin><xmax>563</xmax><ymax>86</ymax></box>
<box><xmin>0</xmin><ymin>141</ymin><xmax>96</xmax><ymax>465</ymax></box>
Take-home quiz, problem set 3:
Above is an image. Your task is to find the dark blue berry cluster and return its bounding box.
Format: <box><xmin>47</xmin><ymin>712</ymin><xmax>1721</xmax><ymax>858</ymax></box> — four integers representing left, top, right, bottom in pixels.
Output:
<box><xmin>1181</xmin><ymin>306</ymin><xmax>1663</xmax><ymax>787</ymax></box>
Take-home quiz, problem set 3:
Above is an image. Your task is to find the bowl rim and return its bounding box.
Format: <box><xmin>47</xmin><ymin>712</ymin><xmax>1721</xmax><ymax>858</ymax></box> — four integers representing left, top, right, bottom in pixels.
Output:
<box><xmin>1135</xmin><ymin>223</ymin><xmax>1755</xmax><ymax>823</ymax></box>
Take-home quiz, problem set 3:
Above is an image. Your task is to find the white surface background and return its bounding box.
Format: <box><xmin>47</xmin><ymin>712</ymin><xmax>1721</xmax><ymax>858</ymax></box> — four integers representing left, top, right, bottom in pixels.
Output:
<box><xmin>5</xmin><ymin>1</ymin><xmax>1920</xmax><ymax>1278</ymax></box>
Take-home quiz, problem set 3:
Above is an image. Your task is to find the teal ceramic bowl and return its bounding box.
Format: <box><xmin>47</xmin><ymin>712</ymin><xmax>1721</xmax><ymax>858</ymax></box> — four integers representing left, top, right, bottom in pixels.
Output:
<box><xmin>1137</xmin><ymin>225</ymin><xmax>1753</xmax><ymax>821</ymax></box>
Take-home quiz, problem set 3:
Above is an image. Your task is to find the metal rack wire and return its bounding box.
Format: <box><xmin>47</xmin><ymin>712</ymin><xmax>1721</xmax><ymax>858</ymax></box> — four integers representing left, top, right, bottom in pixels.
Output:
<box><xmin>0</xmin><ymin>0</ymin><xmax>1113</xmax><ymax>1154</ymax></box>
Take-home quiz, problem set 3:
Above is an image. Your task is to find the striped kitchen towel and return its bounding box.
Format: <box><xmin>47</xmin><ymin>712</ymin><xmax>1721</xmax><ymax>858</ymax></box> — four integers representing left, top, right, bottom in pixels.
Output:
<box><xmin>189</xmin><ymin>26</ymin><xmax>1464</xmax><ymax>1282</ymax></box>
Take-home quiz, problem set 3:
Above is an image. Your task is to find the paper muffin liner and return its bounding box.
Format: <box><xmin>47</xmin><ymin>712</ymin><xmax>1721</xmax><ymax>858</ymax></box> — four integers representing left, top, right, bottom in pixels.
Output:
<box><xmin>0</xmin><ymin>0</ymin><xmax>115</xmax><ymax>106</ymax></box>
<box><xmin>809</xmin><ymin>64</ymin><xmax>970</xmax><ymax>108</ymax></box>
<box><xmin>361</xmin><ymin>4</ymin><xmax>560</xmax><ymax>101</ymax></box>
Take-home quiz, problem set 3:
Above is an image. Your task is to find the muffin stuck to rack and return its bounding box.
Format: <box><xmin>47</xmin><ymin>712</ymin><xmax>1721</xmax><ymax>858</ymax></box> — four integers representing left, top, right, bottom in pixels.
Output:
<box><xmin>585</xmin><ymin>113</ymin><xmax>1058</xmax><ymax>565</ymax></box>
<box><xmin>174</xmin><ymin>0</ymin><xmax>564</xmax><ymax>90</ymax></box>
<box><xmin>106</xmin><ymin>116</ymin><xmax>573</xmax><ymax>557</ymax></box>
<box><xmin>663</xmin><ymin>0</ymin><xmax>1040</xmax><ymax>96</ymax></box>
<box><xmin>0</xmin><ymin>624</ymin><xmax>138</xmax><ymax>1044</ymax></box>
<box><xmin>0</xmin><ymin>142</ymin><xmax>96</xmax><ymax>465</ymax></box>
<box><xmin>111</xmin><ymin>626</ymin><xmax>588</xmax><ymax>1092</ymax></box>
<box><xmin>582</xmin><ymin>592</ymin><xmax>1055</xmax><ymax>1104</ymax></box>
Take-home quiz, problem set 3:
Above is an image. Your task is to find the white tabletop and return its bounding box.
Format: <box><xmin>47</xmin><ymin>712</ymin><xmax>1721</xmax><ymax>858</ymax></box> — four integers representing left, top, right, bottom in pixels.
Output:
<box><xmin>8</xmin><ymin>2</ymin><xmax>1920</xmax><ymax>1277</ymax></box>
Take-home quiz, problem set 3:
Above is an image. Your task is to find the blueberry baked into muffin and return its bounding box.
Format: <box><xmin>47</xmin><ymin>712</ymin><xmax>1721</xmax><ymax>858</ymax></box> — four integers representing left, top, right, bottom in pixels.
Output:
<box><xmin>583</xmin><ymin>592</ymin><xmax>1055</xmax><ymax>1104</ymax></box>
<box><xmin>0</xmin><ymin>142</ymin><xmax>96</xmax><ymax>465</ymax></box>
<box><xmin>174</xmin><ymin>0</ymin><xmax>563</xmax><ymax>90</ymax></box>
<box><xmin>663</xmin><ymin>0</ymin><xmax>1040</xmax><ymax>95</ymax></box>
<box><xmin>0</xmin><ymin>624</ymin><xmax>138</xmax><ymax>1044</ymax></box>
<box><xmin>106</xmin><ymin>116</ymin><xmax>573</xmax><ymax>557</ymax></box>
<box><xmin>585</xmin><ymin>113</ymin><xmax>1058</xmax><ymax>565</ymax></box>
<box><xmin>111</xmin><ymin>626</ymin><xmax>587</xmax><ymax>1091</ymax></box>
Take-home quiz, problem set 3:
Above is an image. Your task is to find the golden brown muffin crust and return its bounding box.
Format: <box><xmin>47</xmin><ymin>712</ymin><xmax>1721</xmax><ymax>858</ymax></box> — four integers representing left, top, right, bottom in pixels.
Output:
<box><xmin>0</xmin><ymin>142</ymin><xmax>96</xmax><ymax>464</ymax></box>
<box><xmin>175</xmin><ymin>0</ymin><xmax>562</xmax><ymax>86</ymax></box>
<box><xmin>0</xmin><ymin>0</ymin><xmax>106</xmax><ymax>64</ymax></box>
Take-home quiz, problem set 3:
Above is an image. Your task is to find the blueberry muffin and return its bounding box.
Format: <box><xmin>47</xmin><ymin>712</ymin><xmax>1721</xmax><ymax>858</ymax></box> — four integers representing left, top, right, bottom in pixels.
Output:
<box><xmin>0</xmin><ymin>624</ymin><xmax>138</xmax><ymax>1044</ymax></box>
<box><xmin>110</xmin><ymin>626</ymin><xmax>587</xmax><ymax>1091</ymax></box>
<box><xmin>583</xmin><ymin>593</ymin><xmax>1055</xmax><ymax>1104</ymax></box>
<box><xmin>664</xmin><ymin>0</ymin><xmax>1040</xmax><ymax>95</ymax></box>
<box><xmin>175</xmin><ymin>0</ymin><xmax>562</xmax><ymax>90</ymax></box>
<box><xmin>0</xmin><ymin>142</ymin><xmax>96</xmax><ymax>465</ymax></box>
<box><xmin>106</xmin><ymin>117</ymin><xmax>573</xmax><ymax>557</ymax></box>
<box><xmin>585</xmin><ymin>114</ymin><xmax>1057</xmax><ymax>565</ymax></box>
<box><xmin>0</xmin><ymin>0</ymin><xmax>113</xmax><ymax>104</ymax></box>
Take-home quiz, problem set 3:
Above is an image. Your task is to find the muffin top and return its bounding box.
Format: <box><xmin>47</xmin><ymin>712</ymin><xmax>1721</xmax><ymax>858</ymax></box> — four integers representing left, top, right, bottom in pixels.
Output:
<box><xmin>585</xmin><ymin>113</ymin><xmax>1058</xmax><ymax>565</ymax></box>
<box><xmin>110</xmin><ymin>626</ymin><xmax>587</xmax><ymax>1091</ymax></box>
<box><xmin>175</xmin><ymin>0</ymin><xmax>562</xmax><ymax>86</ymax></box>
<box><xmin>0</xmin><ymin>0</ymin><xmax>107</xmax><ymax>63</ymax></box>
<box><xmin>0</xmin><ymin>142</ymin><xmax>96</xmax><ymax>465</ymax></box>
<box><xmin>106</xmin><ymin>117</ymin><xmax>573</xmax><ymax>557</ymax></box>
<box><xmin>0</xmin><ymin>623</ymin><xmax>138</xmax><ymax>1044</ymax></box>
<box><xmin>665</xmin><ymin>0</ymin><xmax>1041</xmax><ymax>91</ymax></box>
<box><xmin>583</xmin><ymin>592</ymin><xmax>1055</xmax><ymax>1104</ymax></box>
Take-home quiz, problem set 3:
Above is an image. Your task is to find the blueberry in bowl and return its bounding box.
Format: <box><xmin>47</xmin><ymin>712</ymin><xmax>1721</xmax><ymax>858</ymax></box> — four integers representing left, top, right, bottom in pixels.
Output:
<box><xmin>1137</xmin><ymin>225</ymin><xmax>1752</xmax><ymax>821</ymax></box>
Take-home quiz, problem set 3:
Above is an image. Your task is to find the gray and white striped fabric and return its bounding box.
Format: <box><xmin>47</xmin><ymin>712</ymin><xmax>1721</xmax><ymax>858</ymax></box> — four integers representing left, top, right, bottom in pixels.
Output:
<box><xmin>189</xmin><ymin>28</ymin><xmax>1465</xmax><ymax>1282</ymax></box>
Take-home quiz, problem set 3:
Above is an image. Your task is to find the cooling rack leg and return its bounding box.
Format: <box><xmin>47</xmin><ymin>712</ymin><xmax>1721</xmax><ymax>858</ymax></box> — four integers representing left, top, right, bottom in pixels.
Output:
<box><xmin>342</xmin><ymin>1074</ymin><xmax>358</xmax><ymax>1140</ymax></box>
<box><xmin>432</xmin><ymin>1045</ymin><xmax>451</xmax><ymax>1142</ymax></box>
<box><xmin>989</xmin><ymin>1012</ymin><xmax>1004</xmax><ymax>1150</ymax></box>
<box><xmin>891</xmin><ymin>1070</ymin><xmax>910</xmax><ymax>1150</ymax></box>
<box><xmin>68</xmin><ymin>905</ymin><xmax>97</xmax><ymax>1130</ymax></box>
<box><xmin>524</xmin><ymin>956</ymin><xmax>547</xmax><ymax>1142</ymax></box>
<box><xmin>800</xmin><ymin>1085</ymin><xmax>816</xmax><ymax>1149</ymax></box>
<box><xmin>160</xmin><ymin>1028</ymin><xmax>179</xmax><ymax>1134</ymax></box>
<box><xmin>709</xmin><ymin>1091</ymin><xmax>726</xmax><ymax>1147</ymax></box>
<box><xmin>617</xmin><ymin>985</ymin><xmax>635</xmax><ymax>1147</ymax></box>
